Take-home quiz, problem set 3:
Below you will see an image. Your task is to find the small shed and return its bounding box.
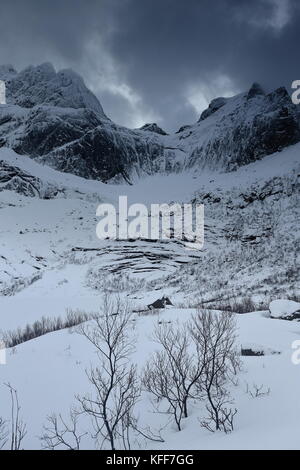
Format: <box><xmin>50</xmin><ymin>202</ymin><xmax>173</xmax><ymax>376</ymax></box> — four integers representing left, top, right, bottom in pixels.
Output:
<box><xmin>147</xmin><ymin>296</ymin><xmax>173</xmax><ymax>310</ymax></box>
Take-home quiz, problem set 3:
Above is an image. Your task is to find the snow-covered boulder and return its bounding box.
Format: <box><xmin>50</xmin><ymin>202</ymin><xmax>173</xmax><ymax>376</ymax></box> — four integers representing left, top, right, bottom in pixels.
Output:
<box><xmin>0</xmin><ymin>160</ymin><xmax>62</xmax><ymax>198</ymax></box>
<box><xmin>269</xmin><ymin>299</ymin><xmax>300</xmax><ymax>320</ymax></box>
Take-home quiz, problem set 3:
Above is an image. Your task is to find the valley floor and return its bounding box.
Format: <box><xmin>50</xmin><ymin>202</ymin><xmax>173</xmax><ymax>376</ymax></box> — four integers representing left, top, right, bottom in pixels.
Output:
<box><xmin>0</xmin><ymin>145</ymin><xmax>299</xmax><ymax>449</ymax></box>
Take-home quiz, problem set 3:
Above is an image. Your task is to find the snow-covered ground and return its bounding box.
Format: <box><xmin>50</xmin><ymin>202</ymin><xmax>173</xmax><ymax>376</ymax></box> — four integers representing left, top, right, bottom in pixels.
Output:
<box><xmin>0</xmin><ymin>144</ymin><xmax>299</xmax><ymax>449</ymax></box>
<box><xmin>0</xmin><ymin>307</ymin><xmax>300</xmax><ymax>450</ymax></box>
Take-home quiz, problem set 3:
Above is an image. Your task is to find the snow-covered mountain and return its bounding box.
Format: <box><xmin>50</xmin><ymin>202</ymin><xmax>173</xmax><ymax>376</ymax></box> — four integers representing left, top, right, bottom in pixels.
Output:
<box><xmin>0</xmin><ymin>64</ymin><xmax>174</xmax><ymax>182</ymax></box>
<box><xmin>182</xmin><ymin>83</ymin><xmax>300</xmax><ymax>171</ymax></box>
<box><xmin>0</xmin><ymin>64</ymin><xmax>299</xmax><ymax>182</ymax></box>
<box><xmin>0</xmin><ymin>64</ymin><xmax>299</xmax><ymax>450</ymax></box>
<box><xmin>1</xmin><ymin>63</ymin><xmax>106</xmax><ymax>115</ymax></box>
<box><xmin>0</xmin><ymin>62</ymin><xmax>298</xmax><ymax>300</ymax></box>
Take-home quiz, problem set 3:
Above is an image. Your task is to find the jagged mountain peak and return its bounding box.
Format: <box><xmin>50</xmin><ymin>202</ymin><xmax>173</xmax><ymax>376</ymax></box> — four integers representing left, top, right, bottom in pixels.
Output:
<box><xmin>199</xmin><ymin>96</ymin><xmax>230</xmax><ymax>122</ymax></box>
<box><xmin>0</xmin><ymin>62</ymin><xmax>107</xmax><ymax>117</ymax></box>
<box><xmin>139</xmin><ymin>122</ymin><xmax>168</xmax><ymax>135</ymax></box>
<box><xmin>247</xmin><ymin>82</ymin><xmax>265</xmax><ymax>99</ymax></box>
<box><xmin>187</xmin><ymin>83</ymin><xmax>300</xmax><ymax>171</ymax></box>
<box><xmin>266</xmin><ymin>85</ymin><xmax>291</xmax><ymax>104</ymax></box>
<box><xmin>199</xmin><ymin>83</ymin><xmax>266</xmax><ymax>123</ymax></box>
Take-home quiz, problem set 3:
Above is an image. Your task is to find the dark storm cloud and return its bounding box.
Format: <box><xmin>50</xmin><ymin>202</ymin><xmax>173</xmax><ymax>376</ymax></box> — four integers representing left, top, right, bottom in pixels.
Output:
<box><xmin>0</xmin><ymin>0</ymin><xmax>299</xmax><ymax>131</ymax></box>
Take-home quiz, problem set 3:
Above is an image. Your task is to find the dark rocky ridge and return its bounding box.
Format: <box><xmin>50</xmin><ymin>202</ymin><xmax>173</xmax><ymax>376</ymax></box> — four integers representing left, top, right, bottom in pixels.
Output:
<box><xmin>199</xmin><ymin>97</ymin><xmax>228</xmax><ymax>121</ymax></box>
<box><xmin>139</xmin><ymin>123</ymin><xmax>168</xmax><ymax>135</ymax></box>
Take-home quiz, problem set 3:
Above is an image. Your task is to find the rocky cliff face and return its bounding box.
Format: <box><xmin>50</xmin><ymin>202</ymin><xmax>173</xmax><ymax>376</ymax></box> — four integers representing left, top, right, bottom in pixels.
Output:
<box><xmin>0</xmin><ymin>64</ymin><xmax>176</xmax><ymax>182</ymax></box>
<box><xmin>0</xmin><ymin>64</ymin><xmax>299</xmax><ymax>182</ymax></box>
<box><xmin>0</xmin><ymin>160</ymin><xmax>61</xmax><ymax>198</ymax></box>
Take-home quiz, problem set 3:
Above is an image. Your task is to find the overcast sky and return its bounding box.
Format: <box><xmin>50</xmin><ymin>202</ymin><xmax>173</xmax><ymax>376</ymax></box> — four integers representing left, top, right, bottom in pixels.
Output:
<box><xmin>0</xmin><ymin>0</ymin><xmax>299</xmax><ymax>131</ymax></box>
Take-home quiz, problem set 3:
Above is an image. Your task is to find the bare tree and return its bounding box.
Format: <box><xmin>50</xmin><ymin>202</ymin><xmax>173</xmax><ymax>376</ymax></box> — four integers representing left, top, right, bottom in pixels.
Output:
<box><xmin>245</xmin><ymin>382</ymin><xmax>271</xmax><ymax>399</ymax></box>
<box><xmin>143</xmin><ymin>321</ymin><xmax>206</xmax><ymax>431</ymax></box>
<box><xmin>189</xmin><ymin>310</ymin><xmax>240</xmax><ymax>433</ymax></box>
<box><xmin>4</xmin><ymin>383</ymin><xmax>27</xmax><ymax>450</ymax></box>
<box><xmin>77</xmin><ymin>296</ymin><xmax>140</xmax><ymax>450</ymax></box>
<box><xmin>41</xmin><ymin>408</ymin><xmax>87</xmax><ymax>450</ymax></box>
<box><xmin>200</xmin><ymin>404</ymin><xmax>237</xmax><ymax>433</ymax></box>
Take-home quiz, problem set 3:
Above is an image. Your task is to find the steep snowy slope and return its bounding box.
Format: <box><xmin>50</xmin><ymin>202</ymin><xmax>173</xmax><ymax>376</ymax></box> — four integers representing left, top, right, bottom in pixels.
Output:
<box><xmin>0</xmin><ymin>147</ymin><xmax>201</xmax><ymax>306</ymax></box>
<box><xmin>0</xmin><ymin>142</ymin><xmax>298</xmax><ymax>320</ymax></box>
<box><xmin>176</xmin><ymin>83</ymin><xmax>300</xmax><ymax>171</ymax></box>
